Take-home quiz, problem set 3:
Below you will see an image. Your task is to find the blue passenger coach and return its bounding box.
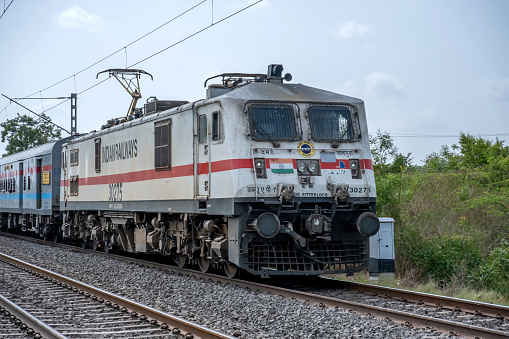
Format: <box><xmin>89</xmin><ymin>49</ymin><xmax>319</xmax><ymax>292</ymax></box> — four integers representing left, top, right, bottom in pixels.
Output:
<box><xmin>0</xmin><ymin>137</ymin><xmax>72</xmax><ymax>238</ymax></box>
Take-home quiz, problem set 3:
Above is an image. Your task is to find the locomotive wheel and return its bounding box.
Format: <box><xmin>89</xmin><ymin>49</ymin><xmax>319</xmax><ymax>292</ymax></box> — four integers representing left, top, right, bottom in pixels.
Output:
<box><xmin>176</xmin><ymin>254</ymin><xmax>187</xmax><ymax>268</ymax></box>
<box><xmin>91</xmin><ymin>239</ymin><xmax>99</xmax><ymax>251</ymax></box>
<box><xmin>224</xmin><ymin>262</ymin><xmax>238</xmax><ymax>279</ymax></box>
<box><xmin>103</xmin><ymin>243</ymin><xmax>111</xmax><ymax>254</ymax></box>
<box><xmin>79</xmin><ymin>238</ymin><xmax>88</xmax><ymax>249</ymax></box>
<box><xmin>53</xmin><ymin>231</ymin><xmax>59</xmax><ymax>243</ymax></box>
<box><xmin>198</xmin><ymin>257</ymin><xmax>211</xmax><ymax>273</ymax></box>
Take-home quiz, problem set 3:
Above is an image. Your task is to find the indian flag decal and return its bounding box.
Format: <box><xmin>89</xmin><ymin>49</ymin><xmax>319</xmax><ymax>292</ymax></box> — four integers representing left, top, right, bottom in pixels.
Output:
<box><xmin>269</xmin><ymin>158</ymin><xmax>294</xmax><ymax>174</ymax></box>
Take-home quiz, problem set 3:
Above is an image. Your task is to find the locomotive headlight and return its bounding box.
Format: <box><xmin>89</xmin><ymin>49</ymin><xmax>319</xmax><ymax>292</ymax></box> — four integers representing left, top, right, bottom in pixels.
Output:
<box><xmin>254</xmin><ymin>158</ymin><xmax>267</xmax><ymax>179</ymax></box>
<box><xmin>297</xmin><ymin>161</ymin><xmax>307</xmax><ymax>173</ymax></box>
<box><xmin>255</xmin><ymin>159</ymin><xmax>265</xmax><ymax>168</ymax></box>
<box><xmin>308</xmin><ymin>161</ymin><xmax>319</xmax><ymax>174</ymax></box>
<box><xmin>350</xmin><ymin>159</ymin><xmax>362</xmax><ymax>179</ymax></box>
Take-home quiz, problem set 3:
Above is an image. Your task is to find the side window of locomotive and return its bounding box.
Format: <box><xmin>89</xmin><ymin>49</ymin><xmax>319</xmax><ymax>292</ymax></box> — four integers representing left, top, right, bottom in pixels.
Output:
<box><xmin>198</xmin><ymin>115</ymin><xmax>207</xmax><ymax>143</ymax></box>
<box><xmin>308</xmin><ymin>106</ymin><xmax>356</xmax><ymax>141</ymax></box>
<box><xmin>155</xmin><ymin>120</ymin><xmax>171</xmax><ymax>170</ymax></box>
<box><xmin>70</xmin><ymin>149</ymin><xmax>79</xmax><ymax>166</ymax></box>
<box><xmin>212</xmin><ymin>111</ymin><xmax>222</xmax><ymax>142</ymax></box>
<box><xmin>94</xmin><ymin>139</ymin><xmax>101</xmax><ymax>173</ymax></box>
<box><xmin>70</xmin><ymin>176</ymin><xmax>79</xmax><ymax>196</ymax></box>
<box><xmin>249</xmin><ymin>104</ymin><xmax>297</xmax><ymax>141</ymax></box>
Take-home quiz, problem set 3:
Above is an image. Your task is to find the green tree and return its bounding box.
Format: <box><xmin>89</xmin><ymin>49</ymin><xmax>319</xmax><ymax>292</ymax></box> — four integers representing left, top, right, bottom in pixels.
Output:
<box><xmin>370</xmin><ymin>129</ymin><xmax>398</xmax><ymax>167</ymax></box>
<box><xmin>424</xmin><ymin>144</ymin><xmax>460</xmax><ymax>172</ymax></box>
<box><xmin>457</xmin><ymin>133</ymin><xmax>509</xmax><ymax>170</ymax></box>
<box><xmin>370</xmin><ymin>129</ymin><xmax>413</xmax><ymax>173</ymax></box>
<box><xmin>1</xmin><ymin>113</ymin><xmax>62</xmax><ymax>156</ymax></box>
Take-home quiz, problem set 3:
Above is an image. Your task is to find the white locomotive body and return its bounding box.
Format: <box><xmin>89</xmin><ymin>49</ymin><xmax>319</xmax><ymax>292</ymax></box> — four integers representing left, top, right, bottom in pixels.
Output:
<box><xmin>42</xmin><ymin>64</ymin><xmax>378</xmax><ymax>277</ymax></box>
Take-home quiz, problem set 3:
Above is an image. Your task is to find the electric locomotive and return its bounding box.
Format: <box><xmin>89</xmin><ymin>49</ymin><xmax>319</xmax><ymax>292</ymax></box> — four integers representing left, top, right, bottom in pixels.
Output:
<box><xmin>59</xmin><ymin>64</ymin><xmax>379</xmax><ymax>277</ymax></box>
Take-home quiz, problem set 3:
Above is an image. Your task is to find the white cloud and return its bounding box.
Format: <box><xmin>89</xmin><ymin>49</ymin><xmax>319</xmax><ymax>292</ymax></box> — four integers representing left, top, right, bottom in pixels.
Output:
<box><xmin>365</xmin><ymin>72</ymin><xmax>405</xmax><ymax>98</ymax></box>
<box><xmin>56</xmin><ymin>6</ymin><xmax>105</xmax><ymax>33</ymax></box>
<box><xmin>481</xmin><ymin>78</ymin><xmax>509</xmax><ymax>100</ymax></box>
<box><xmin>335</xmin><ymin>21</ymin><xmax>371</xmax><ymax>39</ymax></box>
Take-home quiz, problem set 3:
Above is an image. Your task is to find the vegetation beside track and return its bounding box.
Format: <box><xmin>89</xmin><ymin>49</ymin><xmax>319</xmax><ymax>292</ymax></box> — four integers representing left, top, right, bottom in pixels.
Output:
<box><xmin>370</xmin><ymin>131</ymin><xmax>509</xmax><ymax>302</ymax></box>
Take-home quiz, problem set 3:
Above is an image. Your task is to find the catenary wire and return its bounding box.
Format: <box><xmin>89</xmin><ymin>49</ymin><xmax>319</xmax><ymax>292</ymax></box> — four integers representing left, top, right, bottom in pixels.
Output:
<box><xmin>22</xmin><ymin>0</ymin><xmax>207</xmax><ymax>99</ymax></box>
<box><xmin>0</xmin><ymin>0</ymin><xmax>14</xmax><ymax>20</ymax></box>
<box><xmin>42</xmin><ymin>0</ymin><xmax>264</xmax><ymax>115</ymax></box>
<box><xmin>130</xmin><ymin>0</ymin><xmax>262</xmax><ymax>68</ymax></box>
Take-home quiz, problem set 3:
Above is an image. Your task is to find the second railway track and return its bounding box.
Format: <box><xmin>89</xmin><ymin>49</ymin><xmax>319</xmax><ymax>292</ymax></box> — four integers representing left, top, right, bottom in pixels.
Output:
<box><xmin>0</xmin><ymin>250</ymin><xmax>233</xmax><ymax>339</ymax></box>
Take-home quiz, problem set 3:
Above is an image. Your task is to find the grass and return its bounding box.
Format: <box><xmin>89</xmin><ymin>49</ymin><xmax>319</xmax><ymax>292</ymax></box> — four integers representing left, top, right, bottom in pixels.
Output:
<box><xmin>326</xmin><ymin>271</ymin><xmax>509</xmax><ymax>306</ymax></box>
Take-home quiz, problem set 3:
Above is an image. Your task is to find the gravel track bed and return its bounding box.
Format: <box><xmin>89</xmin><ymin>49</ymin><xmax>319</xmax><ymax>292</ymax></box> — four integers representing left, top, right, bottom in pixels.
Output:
<box><xmin>0</xmin><ymin>302</ymin><xmax>33</xmax><ymax>338</ymax></box>
<box><xmin>0</xmin><ymin>236</ymin><xmax>453</xmax><ymax>338</ymax></box>
<box><xmin>0</xmin><ymin>259</ymin><xmax>181</xmax><ymax>338</ymax></box>
<box><xmin>294</xmin><ymin>286</ymin><xmax>509</xmax><ymax>332</ymax></box>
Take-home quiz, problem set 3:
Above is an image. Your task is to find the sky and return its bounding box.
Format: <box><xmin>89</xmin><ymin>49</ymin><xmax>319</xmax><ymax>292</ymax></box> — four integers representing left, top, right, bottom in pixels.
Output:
<box><xmin>1</xmin><ymin>0</ymin><xmax>508</xmax><ymax>164</ymax></box>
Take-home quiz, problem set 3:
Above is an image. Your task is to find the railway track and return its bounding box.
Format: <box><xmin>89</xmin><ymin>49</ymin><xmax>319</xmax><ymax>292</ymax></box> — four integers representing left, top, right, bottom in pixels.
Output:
<box><xmin>1</xmin><ymin>232</ymin><xmax>508</xmax><ymax>338</ymax></box>
<box><xmin>0</xmin><ymin>293</ymin><xmax>65</xmax><ymax>338</ymax></box>
<box><xmin>0</xmin><ymin>250</ymin><xmax>234</xmax><ymax>339</ymax></box>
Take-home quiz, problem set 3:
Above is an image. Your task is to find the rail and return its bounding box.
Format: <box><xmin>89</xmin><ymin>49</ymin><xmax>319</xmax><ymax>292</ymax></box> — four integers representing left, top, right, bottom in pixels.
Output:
<box><xmin>0</xmin><ymin>251</ymin><xmax>234</xmax><ymax>339</ymax></box>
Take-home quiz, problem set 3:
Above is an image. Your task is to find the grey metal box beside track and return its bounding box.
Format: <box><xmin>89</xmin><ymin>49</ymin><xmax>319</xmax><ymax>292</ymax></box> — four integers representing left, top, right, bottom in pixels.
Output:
<box><xmin>369</xmin><ymin>217</ymin><xmax>395</xmax><ymax>276</ymax></box>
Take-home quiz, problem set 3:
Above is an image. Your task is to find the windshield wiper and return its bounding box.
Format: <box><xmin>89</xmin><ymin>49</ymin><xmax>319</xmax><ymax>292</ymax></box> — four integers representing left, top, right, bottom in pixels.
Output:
<box><xmin>254</xmin><ymin>123</ymin><xmax>280</xmax><ymax>147</ymax></box>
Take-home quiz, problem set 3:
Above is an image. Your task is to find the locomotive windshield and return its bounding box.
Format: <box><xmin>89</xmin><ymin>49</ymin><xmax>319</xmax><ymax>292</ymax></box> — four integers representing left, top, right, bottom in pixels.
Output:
<box><xmin>249</xmin><ymin>104</ymin><xmax>297</xmax><ymax>141</ymax></box>
<box><xmin>309</xmin><ymin>106</ymin><xmax>355</xmax><ymax>141</ymax></box>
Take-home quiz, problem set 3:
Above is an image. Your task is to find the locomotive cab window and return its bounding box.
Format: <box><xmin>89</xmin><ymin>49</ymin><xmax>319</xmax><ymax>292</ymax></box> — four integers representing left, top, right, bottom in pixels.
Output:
<box><xmin>249</xmin><ymin>104</ymin><xmax>297</xmax><ymax>141</ymax></box>
<box><xmin>155</xmin><ymin>120</ymin><xmax>171</xmax><ymax>170</ymax></box>
<box><xmin>308</xmin><ymin>105</ymin><xmax>357</xmax><ymax>142</ymax></box>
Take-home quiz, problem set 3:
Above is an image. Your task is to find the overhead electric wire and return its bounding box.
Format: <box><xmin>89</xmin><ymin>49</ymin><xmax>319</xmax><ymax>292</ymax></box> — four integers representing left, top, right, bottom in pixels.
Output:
<box><xmin>10</xmin><ymin>0</ymin><xmax>263</xmax><ymax>117</ymax></box>
<box><xmin>130</xmin><ymin>0</ymin><xmax>263</xmax><ymax>68</ymax></box>
<box><xmin>1</xmin><ymin>94</ymin><xmax>70</xmax><ymax>134</ymax></box>
<box><xmin>0</xmin><ymin>0</ymin><xmax>14</xmax><ymax>20</ymax></box>
<box><xmin>23</xmin><ymin>0</ymin><xmax>208</xmax><ymax>99</ymax></box>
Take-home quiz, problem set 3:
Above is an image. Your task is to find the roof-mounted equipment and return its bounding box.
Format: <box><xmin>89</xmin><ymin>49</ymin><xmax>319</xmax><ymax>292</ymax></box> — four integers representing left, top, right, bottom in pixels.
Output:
<box><xmin>97</xmin><ymin>68</ymin><xmax>153</xmax><ymax>117</ymax></box>
<box><xmin>204</xmin><ymin>64</ymin><xmax>292</xmax><ymax>99</ymax></box>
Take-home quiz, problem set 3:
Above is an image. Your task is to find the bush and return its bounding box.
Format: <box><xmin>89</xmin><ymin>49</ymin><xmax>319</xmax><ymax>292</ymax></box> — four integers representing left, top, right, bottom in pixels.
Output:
<box><xmin>473</xmin><ymin>240</ymin><xmax>509</xmax><ymax>297</ymax></box>
<box><xmin>412</xmin><ymin>236</ymin><xmax>482</xmax><ymax>287</ymax></box>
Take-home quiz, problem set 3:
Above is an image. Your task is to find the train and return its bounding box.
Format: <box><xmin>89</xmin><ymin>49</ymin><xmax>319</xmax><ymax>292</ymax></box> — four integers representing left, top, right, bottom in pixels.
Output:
<box><xmin>0</xmin><ymin>64</ymin><xmax>379</xmax><ymax>278</ymax></box>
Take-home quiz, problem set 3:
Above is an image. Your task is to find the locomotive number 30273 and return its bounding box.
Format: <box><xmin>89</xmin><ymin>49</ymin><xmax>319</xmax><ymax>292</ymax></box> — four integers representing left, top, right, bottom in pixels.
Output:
<box><xmin>109</xmin><ymin>183</ymin><xmax>123</xmax><ymax>201</ymax></box>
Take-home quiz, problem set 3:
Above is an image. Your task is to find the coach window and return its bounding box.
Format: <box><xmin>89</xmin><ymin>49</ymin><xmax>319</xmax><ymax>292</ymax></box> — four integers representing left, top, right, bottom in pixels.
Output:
<box><xmin>199</xmin><ymin>115</ymin><xmax>207</xmax><ymax>143</ymax></box>
<box><xmin>94</xmin><ymin>139</ymin><xmax>101</xmax><ymax>173</ymax></box>
<box><xmin>212</xmin><ymin>111</ymin><xmax>222</xmax><ymax>142</ymax></box>
<box><xmin>155</xmin><ymin>120</ymin><xmax>171</xmax><ymax>170</ymax></box>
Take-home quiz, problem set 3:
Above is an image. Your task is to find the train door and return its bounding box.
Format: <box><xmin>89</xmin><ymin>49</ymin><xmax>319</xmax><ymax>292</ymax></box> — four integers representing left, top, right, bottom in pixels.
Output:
<box><xmin>62</xmin><ymin>147</ymin><xmax>68</xmax><ymax>206</ymax></box>
<box><xmin>36</xmin><ymin>159</ymin><xmax>42</xmax><ymax>209</ymax></box>
<box><xmin>195</xmin><ymin>105</ymin><xmax>223</xmax><ymax>202</ymax></box>
<box><xmin>18</xmin><ymin>162</ymin><xmax>23</xmax><ymax>210</ymax></box>
<box><xmin>196</xmin><ymin>111</ymin><xmax>211</xmax><ymax>198</ymax></box>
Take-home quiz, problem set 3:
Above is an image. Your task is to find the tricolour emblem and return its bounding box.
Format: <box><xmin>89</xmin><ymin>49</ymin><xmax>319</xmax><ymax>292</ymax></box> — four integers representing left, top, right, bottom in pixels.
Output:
<box><xmin>269</xmin><ymin>158</ymin><xmax>294</xmax><ymax>174</ymax></box>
